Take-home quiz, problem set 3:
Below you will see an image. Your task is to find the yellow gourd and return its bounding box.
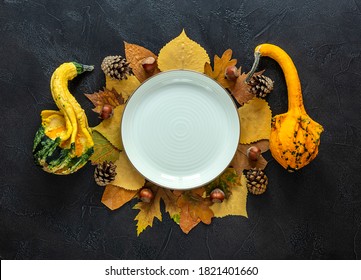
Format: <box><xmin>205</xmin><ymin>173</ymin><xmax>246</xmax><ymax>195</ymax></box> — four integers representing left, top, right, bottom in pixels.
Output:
<box><xmin>33</xmin><ymin>62</ymin><xmax>94</xmax><ymax>174</ymax></box>
<box><xmin>248</xmin><ymin>44</ymin><xmax>323</xmax><ymax>171</ymax></box>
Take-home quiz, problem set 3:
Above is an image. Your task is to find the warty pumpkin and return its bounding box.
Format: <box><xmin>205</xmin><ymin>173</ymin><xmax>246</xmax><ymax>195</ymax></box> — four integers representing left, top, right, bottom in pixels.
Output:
<box><xmin>247</xmin><ymin>44</ymin><xmax>323</xmax><ymax>171</ymax></box>
<box><xmin>33</xmin><ymin>62</ymin><xmax>94</xmax><ymax>174</ymax></box>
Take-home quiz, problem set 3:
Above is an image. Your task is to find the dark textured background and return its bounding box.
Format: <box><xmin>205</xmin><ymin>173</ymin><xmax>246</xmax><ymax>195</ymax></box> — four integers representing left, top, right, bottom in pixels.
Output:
<box><xmin>1</xmin><ymin>0</ymin><xmax>361</xmax><ymax>260</ymax></box>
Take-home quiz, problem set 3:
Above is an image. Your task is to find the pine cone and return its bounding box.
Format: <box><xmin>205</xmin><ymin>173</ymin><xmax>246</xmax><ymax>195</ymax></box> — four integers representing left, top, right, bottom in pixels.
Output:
<box><xmin>94</xmin><ymin>161</ymin><xmax>117</xmax><ymax>186</ymax></box>
<box><xmin>245</xmin><ymin>168</ymin><xmax>268</xmax><ymax>195</ymax></box>
<box><xmin>248</xmin><ymin>74</ymin><xmax>274</xmax><ymax>98</ymax></box>
<box><xmin>101</xmin><ymin>55</ymin><xmax>134</xmax><ymax>80</ymax></box>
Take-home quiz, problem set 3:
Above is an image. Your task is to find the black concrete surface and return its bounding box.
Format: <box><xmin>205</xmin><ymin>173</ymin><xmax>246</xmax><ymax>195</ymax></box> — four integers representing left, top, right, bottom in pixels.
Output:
<box><xmin>1</xmin><ymin>0</ymin><xmax>361</xmax><ymax>259</ymax></box>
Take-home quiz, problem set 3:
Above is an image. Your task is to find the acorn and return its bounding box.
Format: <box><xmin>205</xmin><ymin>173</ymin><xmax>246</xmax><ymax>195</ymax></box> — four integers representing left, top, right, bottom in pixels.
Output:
<box><xmin>139</xmin><ymin>188</ymin><xmax>154</xmax><ymax>203</ymax></box>
<box><xmin>99</xmin><ymin>104</ymin><xmax>114</xmax><ymax>119</ymax></box>
<box><xmin>225</xmin><ymin>66</ymin><xmax>239</xmax><ymax>81</ymax></box>
<box><xmin>247</xmin><ymin>146</ymin><xmax>261</xmax><ymax>161</ymax></box>
<box><xmin>210</xmin><ymin>188</ymin><xmax>225</xmax><ymax>203</ymax></box>
<box><xmin>141</xmin><ymin>57</ymin><xmax>156</xmax><ymax>73</ymax></box>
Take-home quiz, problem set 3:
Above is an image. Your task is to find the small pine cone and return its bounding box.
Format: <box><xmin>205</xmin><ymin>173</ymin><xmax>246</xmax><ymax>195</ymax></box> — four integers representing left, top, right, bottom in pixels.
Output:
<box><xmin>245</xmin><ymin>168</ymin><xmax>268</xmax><ymax>195</ymax></box>
<box><xmin>248</xmin><ymin>74</ymin><xmax>274</xmax><ymax>98</ymax></box>
<box><xmin>101</xmin><ymin>55</ymin><xmax>134</xmax><ymax>80</ymax></box>
<box><xmin>94</xmin><ymin>161</ymin><xmax>117</xmax><ymax>186</ymax></box>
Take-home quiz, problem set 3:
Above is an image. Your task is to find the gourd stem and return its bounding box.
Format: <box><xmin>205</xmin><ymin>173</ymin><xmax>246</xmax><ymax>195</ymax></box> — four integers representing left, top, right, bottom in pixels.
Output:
<box><xmin>245</xmin><ymin>51</ymin><xmax>261</xmax><ymax>83</ymax></box>
<box><xmin>253</xmin><ymin>44</ymin><xmax>306</xmax><ymax>113</ymax></box>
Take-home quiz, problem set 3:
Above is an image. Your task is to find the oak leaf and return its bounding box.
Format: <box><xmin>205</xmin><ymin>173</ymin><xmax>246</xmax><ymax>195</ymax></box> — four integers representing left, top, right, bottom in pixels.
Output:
<box><xmin>133</xmin><ymin>187</ymin><xmax>162</xmax><ymax>235</ymax></box>
<box><xmin>238</xmin><ymin>98</ymin><xmax>272</xmax><ymax>144</ymax></box>
<box><xmin>231</xmin><ymin>141</ymin><xmax>269</xmax><ymax>175</ymax></box>
<box><xmin>177</xmin><ymin>188</ymin><xmax>214</xmax><ymax>234</ymax></box>
<box><xmin>211</xmin><ymin>172</ymin><xmax>248</xmax><ymax>218</ymax></box>
<box><xmin>158</xmin><ymin>29</ymin><xmax>210</xmax><ymax>73</ymax></box>
<box><xmin>102</xmin><ymin>184</ymin><xmax>137</xmax><ymax>210</ymax></box>
<box><xmin>85</xmin><ymin>88</ymin><xmax>124</xmax><ymax>114</ymax></box>
<box><xmin>92</xmin><ymin>105</ymin><xmax>125</xmax><ymax>150</ymax></box>
<box><xmin>204</xmin><ymin>49</ymin><xmax>237</xmax><ymax>89</ymax></box>
<box><xmin>90</xmin><ymin>131</ymin><xmax>120</xmax><ymax>165</ymax></box>
<box><xmin>106</xmin><ymin>75</ymin><xmax>140</xmax><ymax>102</ymax></box>
<box><xmin>124</xmin><ymin>42</ymin><xmax>160</xmax><ymax>83</ymax></box>
<box><xmin>112</xmin><ymin>151</ymin><xmax>145</xmax><ymax>191</ymax></box>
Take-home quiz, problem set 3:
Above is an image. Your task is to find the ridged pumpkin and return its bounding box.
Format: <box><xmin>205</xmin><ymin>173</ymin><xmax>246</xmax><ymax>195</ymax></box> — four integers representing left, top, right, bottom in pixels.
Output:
<box><xmin>251</xmin><ymin>44</ymin><xmax>323</xmax><ymax>171</ymax></box>
<box><xmin>33</xmin><ymin>62</ymin><xmax>94</xmax><ymax>174</ymax></box>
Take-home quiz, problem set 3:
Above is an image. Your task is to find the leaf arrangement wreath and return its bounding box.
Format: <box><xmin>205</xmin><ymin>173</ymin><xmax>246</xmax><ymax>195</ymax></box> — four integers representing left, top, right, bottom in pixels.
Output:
<box><xmin>33</xmin><ymin>30</ymin><xmax>323</xmax><ymax>235</ymax></box>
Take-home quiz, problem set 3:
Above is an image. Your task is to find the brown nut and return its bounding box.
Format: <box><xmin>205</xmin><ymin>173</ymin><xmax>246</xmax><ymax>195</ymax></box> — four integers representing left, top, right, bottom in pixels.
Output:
<box><xmin>139</xmin><ymin>188</ymin><xmax>154</xmax><ymax>203</ymax></box>
<box><xmin>225</xmin><ymin>66</ymin><xmax>239</xmax><ymax>81</ymax></box>
<box><xmin>210</xmin><ymin>188</ymin><xmax>225</xmax><ymax>203</ymax></box>
<box><xmin>141</xmin><ymin>57</ymin><xmax>156</xmax><ymax>73</ymax></box>
<box><xmin>247</xmin><ymin>146</ymin><xmax>262</xmax><ymax>161</ymax></box>
<box><xmin>99</xmin><ymin>104</ymin><xmax>114</xmax><ymax>119</ymax></box>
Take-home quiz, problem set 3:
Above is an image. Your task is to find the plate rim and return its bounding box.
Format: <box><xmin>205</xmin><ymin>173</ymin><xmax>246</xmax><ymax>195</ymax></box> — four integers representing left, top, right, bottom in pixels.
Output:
<box><xmin>121</xmin><ymin>69</ymin><xmax>240</xmax><ymax>190</ymax></box>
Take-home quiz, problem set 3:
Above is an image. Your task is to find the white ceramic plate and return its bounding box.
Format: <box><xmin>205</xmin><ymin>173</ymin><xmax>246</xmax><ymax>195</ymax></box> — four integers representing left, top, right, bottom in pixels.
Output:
<box><xmin>121</xmin><ymin>70</ymin><xmax>240</xmax><ymax>190</ymax></box>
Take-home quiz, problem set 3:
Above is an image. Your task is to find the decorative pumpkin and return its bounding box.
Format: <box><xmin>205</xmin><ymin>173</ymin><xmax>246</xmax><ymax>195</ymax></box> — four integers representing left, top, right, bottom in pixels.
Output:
<box><xmin>33</xmin><ymin>62</ymin><xmax>94</xmax><ymax>174</ymax></box>
<box><xmin>248</xmin><ymin>44</ymin><xmax>323</xmax><ymax>171</ymax></box>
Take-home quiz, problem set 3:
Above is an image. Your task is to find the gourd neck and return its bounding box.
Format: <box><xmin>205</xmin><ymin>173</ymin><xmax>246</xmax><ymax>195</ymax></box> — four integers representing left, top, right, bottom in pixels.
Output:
<box><xmin>247</xmin><ymin>44</ymin><xmax>305</xmax><ymax>113</ymax></box>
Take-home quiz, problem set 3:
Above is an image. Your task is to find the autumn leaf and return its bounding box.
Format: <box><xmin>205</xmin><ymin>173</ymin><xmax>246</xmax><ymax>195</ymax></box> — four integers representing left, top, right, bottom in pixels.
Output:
<box><xmin>177</xmin><ymin>189</ymin><xmax>214</xmax><ymax>234</ymax></box>
<box><xmin>124</xmin><ymin>42</ymin><xmax>160</xmax><ymax>83</ymax></box>
<box><xmin>112</xmin><ymin>151</ymin><xmax>145</xmax><ymax>191</ymax></box>
<box><xmin>158</xmin><ymin>188</ymin><xmax>181</xmax><ymax>223</ymax></box>
<box><xmin>231</xmin><ymin>141</ymin><xmax>269</xmax><ymax>175</ymax></box>
<box><xmin>90</xmin><ymin>131</ymin><xmax>120</xmax><ymax>165</ymax></box>
<box><xmin>92</xmin><ymin>105</ymin><xmax>125</xmax><ymax>150</ymax></box>
<box><xmin>158</xmin><ymin>29</ymin><xmax>210</xmax><ymax>73</ymax></box>
<box><xmin>238</xmin><ymin>98</ymin><xmax>272</xmax><ymax>144</ymax></box>
<box><xmin>204</xmin><ymin>49</ymin><xmax>237</xmax><ymax>89</ymax></box>
<box><xmin>85</xmin><ymin>88</ymin><xmax>124</xmax><ymax>114</ymax></box>
<box><xmin>211</xmin><ymin>173</ymin><xmax>248</xmax><ymax>218</ymax></box>
<box><xmin>106</xmin><ymin>75</ymin><xmax>140</xmax><ymax>102</ymax></box>
<box><xmin>102</xmin><ymin>184</ymin><xmax>137</xmax><ymax>210</ymax></box>
<box><xmin>133</xmin><ymin>187</ymin><xmax>162</xmax><ymax>235</ymax></box>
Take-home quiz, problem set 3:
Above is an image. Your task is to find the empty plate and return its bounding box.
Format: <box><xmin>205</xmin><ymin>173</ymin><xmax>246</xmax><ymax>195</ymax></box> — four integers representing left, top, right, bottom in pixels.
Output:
<box><xmin>121</xmin><ymin>70</ymin><xmax>240</xmax><ymax>190</ymax></box>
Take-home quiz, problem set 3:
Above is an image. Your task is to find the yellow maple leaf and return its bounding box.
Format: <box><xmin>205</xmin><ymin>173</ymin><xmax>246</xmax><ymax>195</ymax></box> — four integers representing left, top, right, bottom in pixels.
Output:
<box><xmin>101</xmin><ymin>184</ymin><xmax>137</xmax><ymax>210</ymax></box>
<box><xmin>204</xmin><ymin>49</ymin><xmax>237</xmax><ymax>89</ymax></box>
<box><xmin>92</xmin><ymin>105</ymin><xmax>125</xmax><ymax>150</ymax></box>
<box><xmin>133</xmin><ymin>187</ymin><xmax>162</xmax><ymax>235</ymax></box>
<box><xmin>106</xmin><ymin>75</ymin><xmax>140</xmax><ymax>102</ymax></box>
<box><xmin>124</xmin><ymin>42</ymin><xmax>160</xmax><ymax>83</ymax></box>
<box><xmin>158</xmin><ymin>188</ymin><xmax>181</xmax><ymax>223</ymax></box>
<box><xmin>210</xmin><ymin>172</ymin><xmax>248</xmax><ymax>218</ymax></box>
<box><xmin>112</xmin><ymin>151</ymin><xmax>145</xmax><ymax>191</ymax></box>
<box><xmin>238</xmin><ymin>98</ymin><xmax>272</xmax><ymax>144</ymax></box>
<box><xmin>157</xmin><ymin>29</ymin><xmax>210</xmax><ymax>72</ymax></box>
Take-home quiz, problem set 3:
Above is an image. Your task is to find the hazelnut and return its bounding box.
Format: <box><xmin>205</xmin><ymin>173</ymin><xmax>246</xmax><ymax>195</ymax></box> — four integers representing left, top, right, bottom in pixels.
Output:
<box><xmin>99</xmin><ymin>104</ymin><xmax>114</xmax><ymax>120</ymax></box>
<box><xmin>210</xmin><ymin>188</ymin><xmax>225</xmax><ymax>203</ymax></box>
<box><xmin>141</xmin><ymin>57</ymin><xmax>156</xmax><ymax>73</ymax></box>
<box><xmin>139</xmin><ymin>188</ymin><xmax>154</xmax><ymax>203</ymax></box>
<box><xmin>225</xmin><ymin>66</ymin><xmax>239</xmax><ymax>81</ymax></box>
<box><xmin>247</xmin><ymin>146</ymin><xmax>261</xmax><ymax>161</ymax></box>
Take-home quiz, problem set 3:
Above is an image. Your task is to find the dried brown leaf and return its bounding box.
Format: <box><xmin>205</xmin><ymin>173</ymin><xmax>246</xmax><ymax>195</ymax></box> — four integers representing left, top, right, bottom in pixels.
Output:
<box><xmin>85</xmin><ymin>88</ymin><xmax>124</xmax><ymax>114</ymax></box>
<box><xmin>101</xmin><ymin>184</ymin><xmax>137</xmax><ymax>210</ymax></box>
<box><xmin>231</xmin><ymin>142</ymin><xmax>269</xmax><ymax>175</ymax></box>
<box><xmin>124</xmin><ymin>42</ymin><xmax>160</xmax><ymax>83</ymax></box>
<box><xmin>177</xmin><ymin>189</ymin><xmax>214</xmax><ymax>234</ymax></box>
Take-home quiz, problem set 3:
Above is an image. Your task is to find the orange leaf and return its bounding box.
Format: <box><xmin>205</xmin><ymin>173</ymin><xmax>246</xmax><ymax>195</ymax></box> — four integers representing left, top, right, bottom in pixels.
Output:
<box><xmin>204</xmin><ymin>49</ymin><xmax>237</xmax><ymax>89</ymax></box>
<box><xmin>124</xmin><ymin>42</ymin><xmax>160</xmax><ymax>83</ymax></box>
<box><xmin>177</xmin><ymin>190</ymin><xmax>214</xmax><ymax>234</ymax></box>
<box><xmin>85</xmin><ymin>88</ymin><xmax>124</xmax><ymax>114</ymax></box>
<box><xmin>231</xmin><ymin>142</ymin><xmax>269</xmax><ymax>175</ymax></box>
<box><xmin>133</xmin><ymin>187</ymin><xmax>162</xmax><ymax>235</ymax></box>
<box><xmin>101</xmin><ymin>185</ymin><xmax>137</xmax><ymax>210</ymax></box>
